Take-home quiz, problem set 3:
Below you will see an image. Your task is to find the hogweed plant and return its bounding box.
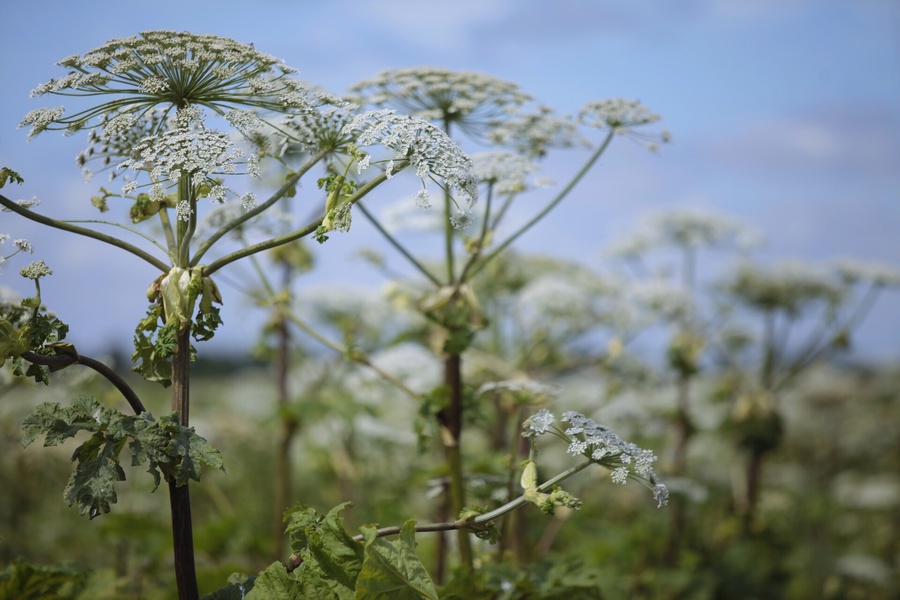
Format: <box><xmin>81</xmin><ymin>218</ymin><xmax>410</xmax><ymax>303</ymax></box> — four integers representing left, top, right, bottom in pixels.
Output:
<box><xmin>0</xmin><ymin>34</ymin><xmax>671</xmax><ymax>599</ymax></box>
<box><xmin>604</xmin><ymin>207</ymin><xmax>900</xmax><ymax>558</ymax></box>
<box><xmin>348</xmin><ymin>66</ymin><xmax>668</xmax><ymax>577</ymax></box>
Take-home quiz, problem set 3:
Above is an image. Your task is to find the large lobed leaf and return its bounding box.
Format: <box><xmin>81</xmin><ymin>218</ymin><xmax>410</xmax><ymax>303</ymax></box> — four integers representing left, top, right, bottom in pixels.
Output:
<box><xmin>21</xmin><ymin>397</ymin><xmax>223</xmax><ymax>519</ymax></box>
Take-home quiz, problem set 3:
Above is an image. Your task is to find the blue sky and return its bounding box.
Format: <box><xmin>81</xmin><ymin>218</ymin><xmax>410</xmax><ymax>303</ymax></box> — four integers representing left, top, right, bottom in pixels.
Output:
<box><xmin>1</xmin><ymin>0</ymin><xmax>898</xmax><ymax>361</ymax></box>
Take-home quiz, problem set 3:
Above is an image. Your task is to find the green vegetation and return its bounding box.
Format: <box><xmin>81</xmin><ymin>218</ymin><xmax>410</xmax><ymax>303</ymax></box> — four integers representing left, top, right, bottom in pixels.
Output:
<box><xmin>2</xmin><ymin>31</ymin><xmax>898</xmax><ymax>600</ymax></box>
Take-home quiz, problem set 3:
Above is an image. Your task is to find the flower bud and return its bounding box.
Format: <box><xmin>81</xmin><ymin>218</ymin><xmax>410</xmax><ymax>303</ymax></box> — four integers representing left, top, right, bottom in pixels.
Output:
<box><xmin>159</xmin><ymin>267</ymin><xmax>195</xmax><ymax>330</ymax></box>
<box><xmin>520</xmin><ymin>460</ymin><xmax>539</xmax><ymax>491</ymax></box>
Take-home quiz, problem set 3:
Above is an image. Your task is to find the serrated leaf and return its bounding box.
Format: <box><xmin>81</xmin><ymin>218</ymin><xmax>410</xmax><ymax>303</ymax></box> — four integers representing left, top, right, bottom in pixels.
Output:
<box><xmin>200</xmin><ymin>574</ymin><xmax>258</xmax><ymax>600</ymax></box>
<box><xmin>245</xmin><ymin>562</ymin><xmax>304</xmax><ymax>600</ymax></box>
<box><xmin>64</xmin><ymin>431</ymin><xmax>127</xmax><ymax>519</ymax></box>
<box><xmin>21</xmin><ymin>397</ymin><xmax>103</xmax><ymax>448</ymax></box>
<box><xmin>158</xmin><ymin>412</ymin><xmax>224</xmax><ymax>486</ymax></box>
<box><xmin>295</xmin><ymin>554</ymin><xmax>356</xmax><ymax>600</ymax></box>
<box><xmin>356</xmin><ymin>521</ymin><xmax>439</xmax><ymax>600</ymax></box>
<box><xmin>21</xmin><ymin>399</ymin><xmax>222</xmax><ymax>519</ymax></box>
<box><xmin>307</xmin><ymin>503</ymin><xmax>364</xmax><ymax>591</ymax></box>
<box><xmin>127</xmin><ymin>412</ymin><xmax>167</xmax><ymax>491</ymax></box>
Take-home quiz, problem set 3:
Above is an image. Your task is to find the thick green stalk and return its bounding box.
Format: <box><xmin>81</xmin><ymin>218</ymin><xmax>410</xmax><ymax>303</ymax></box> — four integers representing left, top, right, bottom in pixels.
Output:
<box><xmin>0</xmin><ymin>193</ymin><xmax>169</xmax><ymax>271</ymax></box>
<box><xmin>190</xmin><ymin>150</ymin><xmax>328</xmax><ymax>266</ymax></box>
<box><xmin>204</xmin><ymin>170</ymin><xmax>391</xmax><ymax>276</ymax></box>
<box><xmin>169</xmin><ymin>172</ymin><xmax>199</xmax><ymax>600</ymax></box>
<box><xmin>439</xmin><ymin>353</ymin><xmax>474</xmax><ymax>570</ymax></box>
<box><xmin>353</xmin><ymin>459</ymin><xmax>594</xmax><ymax>541</ymax></box>
<box><xmin>272</xmin><ymin>266</ymin><xmax>295</xmax><ymax>560</ymax></box>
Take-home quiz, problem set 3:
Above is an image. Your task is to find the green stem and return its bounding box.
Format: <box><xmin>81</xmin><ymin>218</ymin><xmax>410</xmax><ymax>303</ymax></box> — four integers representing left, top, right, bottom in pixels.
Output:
<box><xmin>440</xmin><ymin>353</ymin><xmax>473</xmax><ymax>570</ymax></box>
<box><xmin>442</xmin><ymin>118</ymin><xmax>455</xmax><ymax>284</ymax></box>
<box><xmin>457</xmin><ymin>184</ymin><xmax>494</xmax><ymax>285</ymax></box>
<box><xmin>177</xmin><ymin>176</ymin><xmax>195</xmax><ymax>267</ymax></box>
<box><xmin>21</xmin><ymin>351</ymin><xmax>146</xmax><ymax>415</ymax></box>
<box><xmin>356</xmin><ymin>201</ymin><xmax>443</xmax><ymax>287</ymax></box>
<box><xmin>158</xmin><ymin>208</ymin><xmax>178</xmax><ymax>262</ymax></box>
<box><xmin>351</xmin><ymin>459</ymin><xmax>595</xmax><ymax>542</ymax></box>
<box><xmin>64</xmin><ymin>219</ymin><xmax>170</xmax><ymax>256</ymax></box>
<box><xmin>169</xmin><ymin>326</ymin><xmax>198</xmax><ymax>600</ymax></box>
<box><xmin>190</xmin><ymin>150</ymin><xmax>328</xmax><ymax>266</ymax></box>
<box><xmin>203</xmin><ymin>170</ymin><xmax>390</xmax><ymax>276</ymax></box>
<box><xmin>475</xmin><ymin>459</ymin><xmax>594</xmax><ymax>523</ymax></box>
<box><xmin>468</xmin><ymin>130</ymin><xmax>616</xmax><ymax>279</ymax></box>
<box><xmin>0</xmin><ymin>193</ymin><xmax>169</xmax><ymax>271</ymax></box>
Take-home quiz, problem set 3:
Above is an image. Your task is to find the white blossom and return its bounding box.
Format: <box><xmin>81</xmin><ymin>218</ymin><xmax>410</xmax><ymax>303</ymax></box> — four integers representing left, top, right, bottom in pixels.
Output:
<box><xmin>608</xmin><ymin>208</ymin><xmax>763</xmax><ymax>258</ymax></box>
<box><xmin>524</xmin><ymin>409</ymin><xmax>668</xmax><ymax>507</ymax></box>
<box><xmin>486</xmin><ymin>105</ymin><xmax>587</xmax><ymax>157</ymax></box>
<box><xmin>579</xmin><ymin>99</ymin><xmax>669</xmax><ymax>150</ymax></box>
<box><xmin>342</xmin><ymin>109</ymin><xmax>478</xmax><ymax>224</ymax></box>
<box><xmin>24</xmin><ymin>30</ymin><xmax>311</xmax><ymax>141</ymax></box>
<box><xmin>20</xmin><ymin>260</ymin><xmax>52</xmax><ymax>280</ymax></box>
<box><xmin>833</xmin><ymin>258</ymin><xmax>900</xmax><ymax>287</ymax></box>
<box><xmin>471</xmin><ymin>151</ymin><xmax>543</xmax><ymax>194</ymax></box>
<box><xmin>19</xmin><ymin>107</ymin><xmax>65</xmax><ymax>139</ymax></box>
<box><xmin>350</xmin><ymin>67</ymin><xmax>531</xmax><ymax>138</ymax></box>
<box><xmin>523</xmin><ymin>408</ymin><xmax>557</xmax><ymax>436</ymax></box>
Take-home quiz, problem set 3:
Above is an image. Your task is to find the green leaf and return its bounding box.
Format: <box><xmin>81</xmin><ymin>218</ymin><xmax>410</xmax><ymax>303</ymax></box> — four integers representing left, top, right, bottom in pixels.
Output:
<box><xmin>245</xmin><ymin>562</ymin><xmax>304</xmax><ymax>600</ymax></box>
<box><xmin>307</xmin><ymin>504</ymin><xmax>364</xmax><ymax>591</ymax></box>
<box><xmin>0</xmin><ymin>559</ymin><xmax>90</xmax><ymax>600</ymax></box>
<box><xmin>200</xmin><ymin>574</ymin><xmax>257</xmax><ymax>600</ymax></box>
<box><xmin>0</xmin><ymin>167</ymin><xmax>24</xmax><ymax>188</ymax></box>
<box><xmin>64</xmin><ymin>432</ymin><xmax>127</xmax><ymax>519</ymax></box>
<box><xmin>284</xmin><ymin>502</ymin><xmax>362</xmax><ymax>596</ymax></box>
<box><xmin>356</xmin><ymin>521</ymin><xmax>439</xmax><ymax>600</ymax></box>
<box><xmin>295</xmin><ymin>556</ymin><xmax>355</xmax><ymax>600</ymax></box>
<box><xmin>21</xmin><ymin>400</ymin><xmax>222</xmax><ymax>518</ymax></box>
<box><xmin>21</xmin><ymin>396</ymin><xmax>103</xmax><ymax>448</ymax></box>
<box><xmin>158</xmin><ymin>412</ymin><xmax>225</xmax><ymax>486</ymax></box>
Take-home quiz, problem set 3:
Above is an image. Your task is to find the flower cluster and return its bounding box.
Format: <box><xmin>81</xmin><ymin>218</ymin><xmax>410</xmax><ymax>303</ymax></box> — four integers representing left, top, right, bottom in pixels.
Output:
<box><xmin>350</xmin><ymin>67</ymin><xmax>531</xmax><ymax>137</ymax></box>
<box><xmin>20</xmin><ymin>260</ymin><xmax>53</xmax><ymax>281</ymax></box>
<box><xmin>608</xmin><ymin>279</ymin><xmax>694</xmax><ymax>331</ymax></box>
<box><xmin>579</xmin><ymin>99</ymin><xmax>661</xmax><ymax>130</ymax></box>
<box><xmin>471</xmin><ymin>152</ymin><xmax>546</xmax><ymax>195</ymax></box>
<box><xmin>579</xmin><ymin>99</ymin><xmax>670</xmax><ymax>150</ymax></box>
<box><xmin>1</xmin><ymin>236</ymin><xmax>34</xmax><ymax>260</ymax></box>
<box><xmin>280</xmin><ymin>92</ymin><xmax>360</xmax><ymax>155</ymax></box>
<box><xmin>486</xmin><ymin>105</ymin><xmax>587</xmax><ymax>158</ymax></box>
<box><xmin>724</xmin><ymin>260</ymin><xmax>844</xmax><ymax>317</ymax></box>
<box><xmin>608</xmin><ymin>208</ymin><xmax>763</xmax><ymax>258</ymax></box>
<box><xmin>833</xmin><ymin>258</ymin><xmax>900</xmax><ymax>288</ymax></box>
<box><xmin>117</xmin><ymin>108</ymin><xmax>258</xmax><ymax>216</ymax></box>
<box><xmin>342</xmin><ymin>109</ymin><xmax>478</xmax><ymax>226</ymax></box>
<box><xmin>22</xmin><ymin>30</ymin><xmax>310</xmax><ymax>140</ymax></box>
<box><xmin>524</xmin><ymin>408</ymin><xmax>668</xmax><ymax>507</ymax></box>
<box><xmin>723</xmin><ymin>260</ymin><xmax>846</xmax><ymax>316</ymax></box>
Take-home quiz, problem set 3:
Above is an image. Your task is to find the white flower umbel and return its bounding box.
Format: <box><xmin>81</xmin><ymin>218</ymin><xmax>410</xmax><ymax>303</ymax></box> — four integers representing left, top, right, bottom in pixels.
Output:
<box><xmin>350</xmin><ymin>67</ymin><xmax>531</xmax><ymax>138</ymax></box>
<box><xmin>342</xmin><ymin>109</ymin><xmax>478</xmax><ymax>226</ymax></box>
<box><xmin>471</xmin><ymin>152</ymin><xmax>545</xmax><ymax>195</ymax></box>
<box><xmin>833</xmin><ymin>258</ymin><xmax>900</xmax><ymax>288</ymax></box>
<box><xmin>608</xmin><ymin>208</ymin><xmax>764</xmax><ymax>259</ymax></box>
<box><xmin>725</xmin><ymin>260</ymin><xmax>844</xmax><ymax>317</ymax></box>
<box><xmin>524</xmin><ymin>408</ymin><xmax>669</xmax><ymax>507</ymax></box>
<box><xmin>579</xmin><ymin>99</ymin><xmax>670</xmax><ymax>151</ymax></box>
<box><xmin>117</xmin><ymin>109</ymin><xmax>258</xmax><ymax>209</ymax></box>
<box><xmin>22</xmin><ymin>30</ymin><xmax>310</xmax><ymax>140</ymax></box>
<box><xmin>486</xmin><ymin>105</ymin><xmax>587</xmax><ymax>158</ymax></box>
<box><xmin>281</xmin><ymin>93</ymin><xmax>360</xmax><ymax>155</ymax></box>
